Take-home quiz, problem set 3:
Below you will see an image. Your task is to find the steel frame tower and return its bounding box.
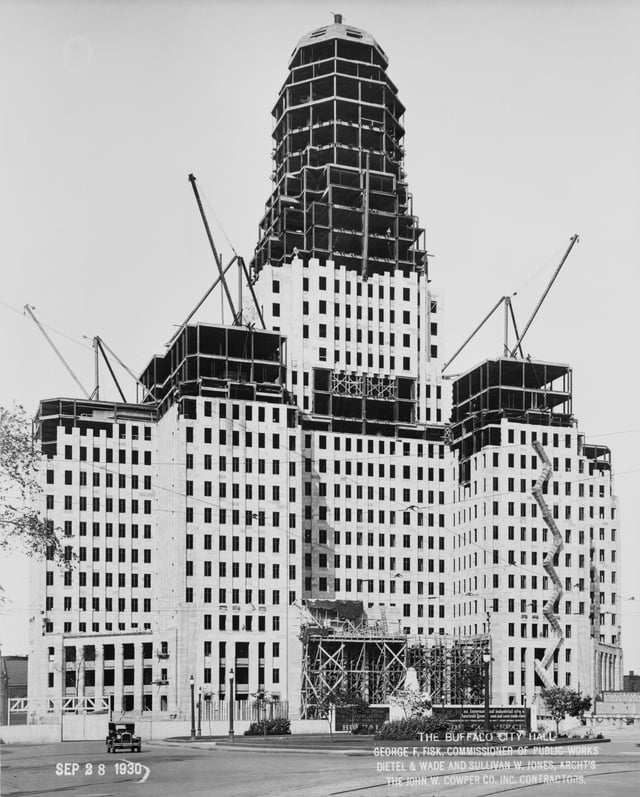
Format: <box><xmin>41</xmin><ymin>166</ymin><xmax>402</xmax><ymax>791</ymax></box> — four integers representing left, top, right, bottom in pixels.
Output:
<box><xmin>252</xmin><ymin>15</ymin><xmax>426</xmax><ymax>278</ymax></box>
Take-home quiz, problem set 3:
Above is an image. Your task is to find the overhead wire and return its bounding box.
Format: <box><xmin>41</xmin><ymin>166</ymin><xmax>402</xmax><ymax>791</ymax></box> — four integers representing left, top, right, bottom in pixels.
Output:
<box><xmin>0</xmin><ymin>300</ymin><xmax>93</xmax><ymax>351</ymax></box>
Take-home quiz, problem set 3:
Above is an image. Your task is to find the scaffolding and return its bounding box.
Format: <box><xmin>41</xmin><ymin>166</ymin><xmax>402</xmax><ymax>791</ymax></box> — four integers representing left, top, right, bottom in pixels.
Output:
<box><xmin>299</xmin><ymin>601</ymin><xmax>489</xmax><ymax>717</ymax></box>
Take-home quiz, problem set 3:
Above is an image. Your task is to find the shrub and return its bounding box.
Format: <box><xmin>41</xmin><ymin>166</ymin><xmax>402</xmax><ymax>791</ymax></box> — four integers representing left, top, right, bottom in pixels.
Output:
<box><xmin>375</xmin><ymin>717</ymin><xmax>451</xmax><ymax>741</ymax></box>
<box><xmin>244</xmin><ymin>718</ymin><xmax>291</xmax><ymax>736</ymax></box>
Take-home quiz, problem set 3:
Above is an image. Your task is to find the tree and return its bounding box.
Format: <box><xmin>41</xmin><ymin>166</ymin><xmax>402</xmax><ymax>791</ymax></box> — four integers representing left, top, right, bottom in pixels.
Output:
<box><xmin>541</xmin><ymin>687</ymin><xmax>593</xmax><ymax>736</ymax></box>
<box><xmin>390</xmin><ymin>688</ymin><xmax>433</xmax><ymax>719</ymax></box>
<box><xmin>313</xmin><ymin>688</ymin><xmax>366</xmax><ymax>741</ymax></box>
<box><xmin>251</xmin><ymin>689</ymin><xmax>275</xmax><ymax>737</ymax></box>
<box><xmin>0</xmin><ymin>405</ymin><xmax>66</xmax><ymax>570</ymax></box>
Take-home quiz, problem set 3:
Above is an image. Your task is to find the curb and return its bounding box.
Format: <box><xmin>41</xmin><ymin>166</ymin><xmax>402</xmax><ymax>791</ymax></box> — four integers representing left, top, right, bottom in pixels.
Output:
<box><xmin>148</xmin><ymin>740</ymin><xmax>218</xmax><ymax>750</ymax></box>
<box><xmin>216</xmin><ymin>743</ymin><xmax>370</xmax><ymax>755</ymax></box>
<box><xmin>150</xmin><ymin>739</ymin><xmax>369</xmax><ymax>755</ymax></box>
<box><xmin>150</xmin><ymin>737</ymin><xmax>611</xmax><ymax>755</ymax></box>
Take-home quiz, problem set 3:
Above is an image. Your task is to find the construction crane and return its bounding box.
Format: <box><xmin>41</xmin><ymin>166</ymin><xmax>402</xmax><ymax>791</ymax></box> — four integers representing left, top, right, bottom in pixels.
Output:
<box><xmin>87</xmin><ymin>335</ymin><xmax>157</xmax><ymax>404</ymax></box>
<box><xmin>24</xmin><ymin>305</ymin><xmax>90</xmax><ymax>398</ymax></box>
<box><xmin>166</xmin><ymin>173</ymin><xmax>265</xmax><ymax>349</ymax></box>
<box><xmin>441</xmin><ymin>234</ymin><xmax>579</xmax><ymax>374</ymax></box>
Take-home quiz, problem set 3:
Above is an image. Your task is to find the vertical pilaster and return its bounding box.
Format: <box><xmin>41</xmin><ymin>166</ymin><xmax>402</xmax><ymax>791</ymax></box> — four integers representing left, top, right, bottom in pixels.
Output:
<box><xmin>134</xmin><ymin>643</ymin><xmax>144</xmax><ymax>711</ymax></box>
<box><xmin>94</xmin><ymin>644</ymin><xmax>104</xmax><ymax>703</ymax></box>
<box><xmin>114</xmin><ymin>642</ymin><xmax>124</xmax><ymax>714</ymax></box>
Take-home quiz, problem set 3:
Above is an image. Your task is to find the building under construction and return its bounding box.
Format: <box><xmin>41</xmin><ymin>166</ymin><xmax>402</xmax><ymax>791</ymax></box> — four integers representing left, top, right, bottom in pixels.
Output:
<box><xmin>23</xmin><ymin>14</ymin><xmax>622</xmax><ymax>731</ymax></box>
<box><xmin>448</xmin><ymin>356</ymin><xmax>622</xmax><ymax>705</ymax></box>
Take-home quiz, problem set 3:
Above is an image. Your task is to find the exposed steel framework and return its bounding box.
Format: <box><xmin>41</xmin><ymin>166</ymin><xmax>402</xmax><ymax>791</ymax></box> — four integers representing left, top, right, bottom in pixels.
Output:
<box><xmin>252</xmin><ymin>16</ymin><xmax>426</xmax><ymax>276</ymax></box>
<box><xmin>299</xmin><ymin>604</ymin><xmax>490</xmax><ymax>717</ymax></box>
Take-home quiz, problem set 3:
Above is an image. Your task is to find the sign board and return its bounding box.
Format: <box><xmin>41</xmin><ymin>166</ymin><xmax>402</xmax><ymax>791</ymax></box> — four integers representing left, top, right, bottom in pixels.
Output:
<box><xmin>433</xmin><ymin>706</ymin><xmax>530</xmax><ymax>732</ymax></box>
<box><xmin>334</xmin><ymin>706</ymin><xmax>390</xmax><ymax>732</ymax></box>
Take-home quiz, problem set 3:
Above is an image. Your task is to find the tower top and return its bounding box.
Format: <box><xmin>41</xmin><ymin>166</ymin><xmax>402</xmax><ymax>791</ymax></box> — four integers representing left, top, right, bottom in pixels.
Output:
<box><xmin>291</xmin><ymin>18</ymin><xmax>388</xmax><ymax>67</ymax></box>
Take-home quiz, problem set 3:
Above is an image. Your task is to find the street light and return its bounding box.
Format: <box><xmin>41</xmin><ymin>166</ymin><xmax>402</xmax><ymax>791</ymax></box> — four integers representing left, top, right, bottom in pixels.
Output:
<box><xmin>197</xmin><ymin>686</ymin><xmax>202</xmax><ymax>739</ymax></box>
<box><xmin>189</xmin><ymin>674</ymin><xmax>195</xmax><ymax>740</ymax></box>
<box><xmin>482</xmin><ymin>653</ymin><xmax>491</xmax><ymax>732</ymax></box>
<box><xmin>228</xmin><ymin>668</ymin><xmax>235</xmax><ymax>742</ymax></box>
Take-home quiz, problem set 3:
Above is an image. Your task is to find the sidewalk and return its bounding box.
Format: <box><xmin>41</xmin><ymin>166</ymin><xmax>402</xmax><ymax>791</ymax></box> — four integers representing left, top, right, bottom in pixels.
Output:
<box><xmin>154</xmin><ymin>732</ymin><xmax>609</xmax><ymax>755</ymax></box>
<box><xmin>155</xmin><ymin>733</ymin><xmax>374</xmax><ymax>755</ymax></box>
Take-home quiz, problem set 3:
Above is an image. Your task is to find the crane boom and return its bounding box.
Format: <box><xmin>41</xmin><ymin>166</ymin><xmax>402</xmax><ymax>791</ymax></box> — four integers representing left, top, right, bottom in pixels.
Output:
<box><xmin>188</xmin><ymin>173</ymin><xmax>238</xmax><ymax>323</ymax></box>
<box><xmin>509</xmin><ymin>234</ymin><xmax>579</xmax><ymax>357</ymax></box>
<box><xmin>24</xmin><ymin>305</ymin><xmax>90</xmax><ymax>398</ymax></box>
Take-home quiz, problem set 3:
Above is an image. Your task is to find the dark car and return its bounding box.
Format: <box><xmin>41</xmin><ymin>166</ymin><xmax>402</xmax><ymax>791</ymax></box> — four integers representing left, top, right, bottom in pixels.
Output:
<box><xmin>106</xmin><ymin>722</ymin><xmax>142</xmax><ymax>753</ymax></box>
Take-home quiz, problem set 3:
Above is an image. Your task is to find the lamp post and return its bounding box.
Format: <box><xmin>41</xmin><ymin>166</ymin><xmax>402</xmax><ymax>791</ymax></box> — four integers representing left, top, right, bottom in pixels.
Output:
<box><xmin>228</xmin><ymin>668</ymin><xmax>235</xmax><ymax>742</ymax></box>
<box><xmin>197</xmin><ymin>686</ymin><xmax>202</xmax><ymax>739</ymax></box>
<box><xmin>482</xmin><ymin>653</ymin><xmax>491</xmax><ymax>732</ymax></box>
<box><xmin>189</xmin><ymin>675</ymin><xmax>195</xmax><ymax>740</ymax></box>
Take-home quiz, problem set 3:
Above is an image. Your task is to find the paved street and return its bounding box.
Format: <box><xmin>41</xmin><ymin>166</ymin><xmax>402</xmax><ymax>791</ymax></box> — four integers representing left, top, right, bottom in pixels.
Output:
<box><xmin>3</xmin><ymin>737</ymin><xmax>640</xmax><ymax>797</ymax></box>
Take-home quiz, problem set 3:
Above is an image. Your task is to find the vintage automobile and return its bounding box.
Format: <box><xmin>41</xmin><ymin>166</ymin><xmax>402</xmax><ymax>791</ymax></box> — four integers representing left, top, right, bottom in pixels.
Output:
<box><xmin>106</xmin><ymin>722</ymin><xmax>142</xmax><ymax>753</ymax></box>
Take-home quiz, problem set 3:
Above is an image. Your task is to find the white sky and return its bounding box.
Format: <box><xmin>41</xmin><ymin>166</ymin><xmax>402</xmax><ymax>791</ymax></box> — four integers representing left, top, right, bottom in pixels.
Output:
<box><xmin>1</xmin><ymin>0</ymin><xmax>639</xmax><ymax>674</ymax></box>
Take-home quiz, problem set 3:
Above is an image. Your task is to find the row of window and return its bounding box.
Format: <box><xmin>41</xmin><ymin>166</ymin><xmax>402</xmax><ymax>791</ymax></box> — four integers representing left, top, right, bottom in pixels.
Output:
<box><xmin>190</xmin><ymin>429</ymin><xmax>295</xmax><ymax>450</ymax></box>
<box><xmin>302</xmin><ymin>529</ymin><xmax>446</xmax><ymax>549</ymax></box>
<box><xmin>307</xmin><ymin>553</ymin><xmax>445</xmax><ymax>573</ymax></box>
<box><xmin>186</xmin><ymin>561</ymin><xmax>294</xmax><ymax>579</ymax></box>
<box><xmin>480</xmin><ymin>476</ymin><xmax>607</xmax><ymax>497</ymax></box>
<box><xmin>288</xmin><ymin>276</ymin><xmax>417</xmax><ymax>303</ymax></box>
<box><xmin>458</xmin><ymin>525</ymin><xmax>616</xmax><ymax>546</ymax></box>
<box><xmin>184</xmin><ymin>529</ymin><xmax>448</xmax><ymax>553</ymax></box>
<box><xmin>462</xmin><ymin>571</ymin><xmax>616</xmax><ymax>591</ymax></box>
<box><xmin>47</xmin><ymin>471</ymin><xmax>152</xmax><ymax>489</ymax></box>
<box><xmin>188</xmin><ymin>428</ymin><xmax>445</xmax><ymax>460</ymax></box>
<box><xmin>304</xmin><ymin>577</ymin><xmax>448</xmax><ymax>599</ymax></box>
<box><xmin>456</xmin><ymin>599</ymin><xmax>590</xmax><ymax>616</ymax></box>
<box><xmin>306</xmin><ymin>436</ymin><xmax>444</xmax><ymax>456</ymax></box>
<box><xmin>186</xmin><ymin>588</ymin><xmax>283</xmax><ymax>605</ymax></box>
<box><xmin>187</xmin><ymin>458</ymin><xmax>446</xmax><ymax>481</ymax></box>
<box><xmin>216</xmin><ymin>483</ymin><xmax>294</xmax><ymax>500</ymax></box>
<box><xmin>47</xmin><ymin>570</ymin><xmax>152</xmax><ymax>588</ymax></box>
<box><xmin>188</xmin><ymin>508</ymin><xmax>297</xmax><ymax>528</ymax></box>
<box><xmin>61</xmin><ymin>423</ymin><xmax>153</xmax><ymax>441</ymax></box>
<box><xmin>186</xmin><ymin>455</ymin><xmax>296</xmax><ymax>475</ymax></box>
<box><xmin>185</xmin><ymin>534</ymin><xmax>289</xmax><ymax>553</ymax></box>
<box><xmin>295</xmin><ymin>297</ymin><xmax>419</xmax><ymax>324</ymax></box>
<box><xmin>210</xmin><ymin>614</ymin><xmax>281</xmax><ymax>632</ymax></box>
<box><xmin>58</xmin><ymin>667</ymin><xmax>153</xmax><ymax>688</ymax></box>
<box><xmin>48</xmin><ymin>596</ymin><xmax>153</xmax><ymax>612</ymax></box>
<box><xmin>206</xmin><ymin>668</ymin><xmax>280</xmax><ymax>686</ymax></box>
<box><xmin>203</xmin><ymin>640</ymin><xmax>280</xmax><ymax>657</ymax></box>
<box><xmin>62</xmin><ymin>521</ymin><xmax>153</xmax><ymax>539</ymax></box>
<box><xmin>299</xmin><ymin>341</ymin><xmax>438</xmax><ymax>365</ymax></box>
<box><xmin>47</xmin><ymin>496</ymin><xmax>152</xmax><ymax>514</ymax></box>
<box><xmin>313</xmin><ymin>326</ymin><xmax>437</xmax><ymax>346</ymax></box>
<box><xmin>203</xmin><ymin>402</ymin><xmax>294</xmax><ymax>425</ymax></box>
<box><xmin>62</xmin><ymin>445</ymin><xmax>152</xmax><ymax>465</ymax></box>
<box><xmin>507</xmin><ymin>623</ymin><xmax>574</xmax><ymax>639</ymax></box>
<box><xmin>304</xmin><ymin>506</ymin><xmax>445</xmax><ymax>526</ymax></box>
<box><xmin>508</xmin><ymin>671</ymin><xmax>573</xmax><ymax>687</ymax></box>
<box><xmin>506</xmin><ymin>430</ymin><xmax>574</xmax><ymax>449</ymax></box>
<box><xmin>311</xmin><ymin>478</ymin><xmax>446</xmax><ymax>498</ymax></box>
<box><xmin>45</xmin><ymin>621</ymin><xmax>151</xmax><ymax>634</ymax></box>
<box><xmin>56</xmin><ymin>546</ymin><xmax>153</xmax><ymax>563</ymax></box>
<box><xmin>62</xmin><ymin>643</ymin><xmax>154</xmax><ymax>661</ymax></box>
<box><xmin>457</xmin><ymin>500</ymin><xmax>615</xmax><ymax>522</ymax></box>
<box><xmin>457</xmin><ymin>550</ymin><xmax>614</xmax><ymax>569</ymax></box>
<box><xmin>305</xmin><ymin>459</ymin><xmax>445</xmax><ymax>484</ymax></box>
